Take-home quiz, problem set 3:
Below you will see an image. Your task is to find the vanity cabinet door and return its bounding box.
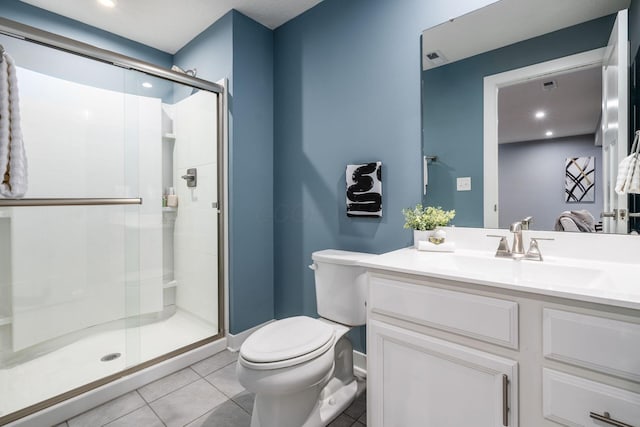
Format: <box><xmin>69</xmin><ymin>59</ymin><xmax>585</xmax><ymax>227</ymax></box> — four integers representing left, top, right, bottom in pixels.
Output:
<box><xmin>368</xmin><ymin>319</ymin><xmax>518</xmax><ymax>427</ymax></box>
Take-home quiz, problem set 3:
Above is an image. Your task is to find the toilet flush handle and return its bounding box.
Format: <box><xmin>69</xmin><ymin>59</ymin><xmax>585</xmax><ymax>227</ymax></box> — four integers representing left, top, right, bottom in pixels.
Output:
<box><xmin>308</xmin><ymin>263</ymin><xmax>317</xmax><ymax>271</ymax></box>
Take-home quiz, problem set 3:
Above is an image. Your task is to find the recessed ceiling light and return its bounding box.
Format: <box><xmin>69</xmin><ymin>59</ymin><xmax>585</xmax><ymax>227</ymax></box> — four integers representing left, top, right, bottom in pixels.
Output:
<box><xmin>142</xmin><ymin>82</ymin><xmax>153</xmax><ymax>89</ymax></box>
<box><xmin>535</xmin><ymin>111</ymin><xmax>546</xmax><ymax>119</ymax></box>
<box><xmin>545</xmin><ymin>130</ymin><xmax>553</xmax><ymax>137</ymax></box>
<box><xmin>98</xmin><ymin>0</ymin><xmax>117</xmax><ymax>8</ymax></box>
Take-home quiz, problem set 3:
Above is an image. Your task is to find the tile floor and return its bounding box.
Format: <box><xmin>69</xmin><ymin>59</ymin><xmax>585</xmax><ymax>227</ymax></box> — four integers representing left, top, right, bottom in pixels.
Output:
<box><xmin>55</xmin><ymin>350</ymin><xmax>367</xmax><ymax>427</ymax></box>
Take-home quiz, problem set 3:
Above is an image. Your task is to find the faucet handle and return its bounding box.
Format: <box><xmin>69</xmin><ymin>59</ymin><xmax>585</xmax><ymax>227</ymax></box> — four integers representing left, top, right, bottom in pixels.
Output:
<box><xmin>524</xmin><ymin>237</ymin><xmax>554</xmax><ymax>261</ymax></box>
<box><xmin>487</xmin><ymin>234</ymin><xmax>512</xmax><ymax>258</ymax></box>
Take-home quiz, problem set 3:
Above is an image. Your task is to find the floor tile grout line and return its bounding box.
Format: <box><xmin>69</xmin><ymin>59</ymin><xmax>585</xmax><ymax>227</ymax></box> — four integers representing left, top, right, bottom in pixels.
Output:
<box><xmin>224</xmin><ymin>398</ymin><xmax>251</xmax><ymax>419</ymax></box>
<box><xmin>229</xmin><ymin>396</ymin><xmax>252</xmax><ymax>416</ymax></box>
<box><xmin>176</xmin><ymin>394</ymin><xmax>242</xmax><ymax>427</ymax></box>
<box><xmin>191</xmin><ymin>358</ymin><xmax>238</xmax><ymax>379</ymax></box>
<box><xmin>204</xmin><ymin>378</ymin><xmax>249</xmax><ymax>406</ymax></box>
<box><xmin>140</xmin><ymin>367</ymin><xmax>203</xmax><ymax>404</ymax></box>
<box><xmin>146</xmin><ymin>402</ymin><xmax>168</xmax><ymax>427</ymax></box>
<box><xmin>142</xmin><ymin>380</ymin><xmax>197</xmax><ymax>405</ymax></box>
<box><xmin>95</xmin><ymin>390</ymin><xmax>148</xmax><ymax>427</ymax></box>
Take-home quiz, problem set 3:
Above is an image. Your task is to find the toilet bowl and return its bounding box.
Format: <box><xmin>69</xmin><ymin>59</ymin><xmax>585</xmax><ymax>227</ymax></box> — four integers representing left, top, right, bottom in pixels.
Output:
<box><xmin>236</xmin><ymin>250</ymin><xmax>375</xmax><ymax>427</ymax></box>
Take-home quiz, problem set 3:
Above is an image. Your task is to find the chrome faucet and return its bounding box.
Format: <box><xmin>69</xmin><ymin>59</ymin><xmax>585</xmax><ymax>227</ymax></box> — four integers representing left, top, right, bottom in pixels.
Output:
<box><xmin>488</xmin><ymin>221</ymin><xmax>553</xmax><ymax>261</ymax></box>
<box><xmin>509</xmin><ymin>221</ymin><xmax>525</xmax><ymax>257</ymax></box>
<box><xmin>520</xmin><ymin>216</ymin><xmax>533</xmax><ymax>230</ymax></box>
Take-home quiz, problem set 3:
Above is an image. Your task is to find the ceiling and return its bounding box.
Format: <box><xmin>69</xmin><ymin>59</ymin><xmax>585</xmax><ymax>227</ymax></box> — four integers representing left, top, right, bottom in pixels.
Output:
<box><xmin>498</xmin><ymin>67</ymin><xmax>602</xmax><ymax>144</ymax></box>
<box><xmin>19</xmin><ymin>0</ymin><xmax>324</xmax><ymax>54</ymax></box>
<box><xmin>422</xmin><ymin>0</ymin><xmax>630</xmax><ymax>70</ymax></box>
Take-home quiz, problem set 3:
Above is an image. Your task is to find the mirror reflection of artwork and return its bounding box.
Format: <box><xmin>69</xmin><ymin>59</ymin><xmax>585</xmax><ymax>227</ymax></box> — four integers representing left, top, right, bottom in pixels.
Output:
<box><xmin>565</xmin><ymin>156</ymin><xmax>595</xmax><ymax>203</ymax></box>
<box><xmin>346</xmin><ymin>162</ymin><xmax>382</xmax><ymax>217</ymax></box>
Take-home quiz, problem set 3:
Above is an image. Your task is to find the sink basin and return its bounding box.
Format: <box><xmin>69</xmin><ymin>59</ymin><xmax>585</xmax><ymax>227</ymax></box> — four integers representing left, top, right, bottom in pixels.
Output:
<box><xmin>445</xmin><ymin>253</ymin><xmax>609</xmax><ymax>290</ymax></box>
<box><xmin>408</xmin><ymin>250</ymin><xmax>631</xmax><ymax>297</ymax></box>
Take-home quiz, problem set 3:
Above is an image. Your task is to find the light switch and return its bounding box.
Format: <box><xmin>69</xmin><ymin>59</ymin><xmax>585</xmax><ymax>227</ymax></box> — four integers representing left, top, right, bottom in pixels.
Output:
<box><xmin>457</xmin><ymin>177</ymin><xmax>471</xmax><ymax>191</ymax></box>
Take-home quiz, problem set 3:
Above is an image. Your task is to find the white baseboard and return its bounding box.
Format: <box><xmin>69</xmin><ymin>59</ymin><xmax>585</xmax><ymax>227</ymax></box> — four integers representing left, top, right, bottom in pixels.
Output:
<box><xmin>226</xmin><ymin>320</ymin><xmax>274</xmax><ymax>351</ymax></box>
<box><xmin>10</xmin><ymin>339</ymin><xmax>227</xmax><ymax>427</ymax></box>
<box><xmin>353</xmin><ymin>350</ymin><xmax>367</xmax><ymax>378</ymax></box>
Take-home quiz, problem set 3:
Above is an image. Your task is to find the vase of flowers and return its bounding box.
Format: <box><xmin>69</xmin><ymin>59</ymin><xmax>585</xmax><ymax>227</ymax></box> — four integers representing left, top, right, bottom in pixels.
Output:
<box><xmin>402</xmin><ymin>204</ymin><xmax>456</xmax><ymax>247</ymax></box>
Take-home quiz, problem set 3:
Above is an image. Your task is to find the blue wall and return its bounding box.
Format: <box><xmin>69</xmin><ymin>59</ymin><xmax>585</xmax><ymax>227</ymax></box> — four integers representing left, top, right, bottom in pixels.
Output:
<box><xmin>498</xmin><ymin>135</ymin><xmax>603</xmax><ymax>230</ymax></box>
<box><xmin>229</xmin><ymin>13</ymin><xmax>275</xmax><ymax>333</ymax></box>
<box><xmin>272</xmin><ymin>0</ymin><xmax>495</xmax><ymax>350</ymax></box>
<box><xmin>173</xmin><ymin>12</ymin><xmax>233</xmax><ymax>100</ymax></box>
<box><xmin>422</xmin><ymin>15</ymin><xmax>615</xmax><ymax>227</ymax></box>
<box><xmin>174</xmin><ymin>11</ymin><xmax>274</xmax><ymax>334</ymax></box>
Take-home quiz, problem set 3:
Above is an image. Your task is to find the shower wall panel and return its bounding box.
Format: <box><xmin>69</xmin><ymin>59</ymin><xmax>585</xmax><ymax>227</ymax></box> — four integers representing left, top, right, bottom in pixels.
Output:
<box><xmin>173</xmin><ymin>90</ymin><xmax>218</xmax><ymax>327</ymax></box>
<box><xmin>10</xmin><ymin>68</ymin><xmax>163</xmax><ymax>352</ymax></box>
<box><xmin>0</xmin><ymin>215</ymin><xmax>10</xmax><ymax>326</ymax></box>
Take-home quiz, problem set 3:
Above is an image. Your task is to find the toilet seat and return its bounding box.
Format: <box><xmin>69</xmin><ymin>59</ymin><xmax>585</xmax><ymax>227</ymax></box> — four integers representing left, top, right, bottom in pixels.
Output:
<box><xmin>239</xmin><ymin>316</ymin><xmax>335</xmax><ymax>370</ymax></box>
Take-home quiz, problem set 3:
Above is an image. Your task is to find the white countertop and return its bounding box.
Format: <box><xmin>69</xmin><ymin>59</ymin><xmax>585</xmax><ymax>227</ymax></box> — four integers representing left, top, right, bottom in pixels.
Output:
<box><xmin>361</xmin><ymin>247</ymin><xmax>640</xmax><ymax>311</ymax></box>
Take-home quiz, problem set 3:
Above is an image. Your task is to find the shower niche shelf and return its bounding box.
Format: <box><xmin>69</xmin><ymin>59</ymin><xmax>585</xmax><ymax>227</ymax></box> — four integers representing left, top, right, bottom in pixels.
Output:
<box><xmin>163</xmin><ymin>280</ymin><xmax>178</xmax><ymax>289</ymax></box>
<box><xmin>0</xmin><ymin>316</ymin><xmax>12</xmax><ymax>326</ymax></box>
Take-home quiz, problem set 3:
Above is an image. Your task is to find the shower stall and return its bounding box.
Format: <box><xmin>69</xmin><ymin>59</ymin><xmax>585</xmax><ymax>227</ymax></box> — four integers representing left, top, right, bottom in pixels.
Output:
<box><xmin>0</xmin><ymin>18</ymin><xmax>225</xmax><ymax>425</ymax></box>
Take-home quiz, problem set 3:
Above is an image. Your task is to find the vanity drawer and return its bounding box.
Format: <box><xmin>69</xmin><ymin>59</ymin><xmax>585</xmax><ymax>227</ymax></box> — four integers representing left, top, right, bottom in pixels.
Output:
<box><xmin>369</xmin><ymin>276</ymin><xmax>518</xmax><ymax>348</ymax></box>
<box><xmin>543</xmin><ymin>309</ymin><xmax>640</xmax><ymax>381</ymax></box>
<box><xmin>543</xmin><ymin>368</ymin><xmax>640</xmax><ymax>427</ymax></box>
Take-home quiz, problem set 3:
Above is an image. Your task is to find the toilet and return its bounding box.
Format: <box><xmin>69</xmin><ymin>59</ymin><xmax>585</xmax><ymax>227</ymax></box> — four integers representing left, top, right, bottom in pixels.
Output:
<box><xmin>236</xmin><ymin>249</ymin><xmax>375</xmax><ymax>427</ymax></box>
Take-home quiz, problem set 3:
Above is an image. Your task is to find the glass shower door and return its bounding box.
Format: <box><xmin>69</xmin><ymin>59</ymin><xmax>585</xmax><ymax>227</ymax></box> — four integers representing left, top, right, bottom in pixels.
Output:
<box><xmin>0</xmin><ymin>38</ymin><xmax>143</xmax><ymax>418</ymax></box>
<box><xmin>122</xmin><ymin>70</ymin><xmax>221</xmax><ymax>367</ymax></box>
<box><xmin>0</xmin><ymin>31</ymin><xmax>222</xmax><ymax>424</ymax></box>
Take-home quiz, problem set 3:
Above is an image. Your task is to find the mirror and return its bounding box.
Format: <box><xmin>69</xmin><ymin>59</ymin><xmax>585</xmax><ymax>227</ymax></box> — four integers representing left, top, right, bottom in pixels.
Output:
<box><xmin>420</xmin><ymin>0</ymin><xmax>638</xmax><ymax>234</ymax></box>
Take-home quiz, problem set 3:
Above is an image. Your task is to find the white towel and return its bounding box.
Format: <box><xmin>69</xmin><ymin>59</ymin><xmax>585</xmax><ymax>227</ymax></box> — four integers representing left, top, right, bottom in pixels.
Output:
<box><xmin>0</xmin><ymin>50</ymin><xmax>27</xmax><ymax>198</ymax></box>
<box><xmin>615</xmin><ymin>130</ymin><xmax>640</xmax><ymax>195</ymax></box>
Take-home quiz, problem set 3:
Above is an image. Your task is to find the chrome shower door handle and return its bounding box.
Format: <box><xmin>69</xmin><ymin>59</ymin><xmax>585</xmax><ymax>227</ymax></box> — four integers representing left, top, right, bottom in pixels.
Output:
<box><xmin>181</xmin><ymin>168</ymin><xmax>197</xmax><ymax>187</ymax></box>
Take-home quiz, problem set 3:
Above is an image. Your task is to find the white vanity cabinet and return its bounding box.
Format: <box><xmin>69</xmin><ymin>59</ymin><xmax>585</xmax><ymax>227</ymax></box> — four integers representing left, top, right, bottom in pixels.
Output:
<box><xmin>368</xmin><ymin>319</ymin><xmax>517</xmax><ymax>426</ymax></box>
<box><xmin>366</xmin><ymin>270</ymin><xmax>640</xmax><ymax>427</ymax></box>
<box><xmin>541</xmin><ymin>309</ymin><xmax>640</xmax><ymax>426</ymax></box>
<box><xmin>367</xmin><ymin>276</ymin><xmax>519</xmax><ymax>427</ymax></box>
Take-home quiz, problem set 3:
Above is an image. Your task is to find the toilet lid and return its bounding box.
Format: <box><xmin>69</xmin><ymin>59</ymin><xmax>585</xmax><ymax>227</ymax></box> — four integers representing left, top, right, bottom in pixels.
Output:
<box><xmin>240</xmin><ymin>316</ymin><xmax>335</xmax><ymax>364</ymax></box>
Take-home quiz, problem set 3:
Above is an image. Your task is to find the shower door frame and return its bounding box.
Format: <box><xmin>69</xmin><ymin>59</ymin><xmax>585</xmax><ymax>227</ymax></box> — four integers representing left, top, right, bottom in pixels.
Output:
<box><xmin>0</xmin><ymin>17</ymin><xmax>227</xmax><ymax>425</ymax></box>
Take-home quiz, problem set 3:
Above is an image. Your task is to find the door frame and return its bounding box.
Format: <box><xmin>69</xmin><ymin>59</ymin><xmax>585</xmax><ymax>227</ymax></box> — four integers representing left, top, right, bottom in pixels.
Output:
<box><xmin>601</xmin><ymin>9</ymin><xmax>629</xmax><ymax>234</ymax></box>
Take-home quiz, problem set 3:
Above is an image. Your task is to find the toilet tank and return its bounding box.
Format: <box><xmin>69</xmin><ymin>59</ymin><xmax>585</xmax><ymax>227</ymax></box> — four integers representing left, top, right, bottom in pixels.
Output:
<box><xmin>310</xmin><ymin>249</ymin><xmax>376</xmax><ymax>326</ymax></box>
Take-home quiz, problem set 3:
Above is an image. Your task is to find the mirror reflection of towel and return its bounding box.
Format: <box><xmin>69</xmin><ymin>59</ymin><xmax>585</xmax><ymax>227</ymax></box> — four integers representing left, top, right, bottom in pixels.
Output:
<box><xmin>554</xmin><ymin>210</ymin><xmax>596</xmax><ymax>232</ymax></box>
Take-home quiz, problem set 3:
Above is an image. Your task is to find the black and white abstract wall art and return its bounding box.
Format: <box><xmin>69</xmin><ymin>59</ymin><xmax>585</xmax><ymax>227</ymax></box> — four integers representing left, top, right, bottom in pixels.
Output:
<box><xmin>346</xmin><ymin>162</ymin><xmax>382</xmax><ymax>217</ymax></box>
<box><xmin>565</xmin><ymin>156</ymin><xmax>595</xmax><ymax>203</ymax></box>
